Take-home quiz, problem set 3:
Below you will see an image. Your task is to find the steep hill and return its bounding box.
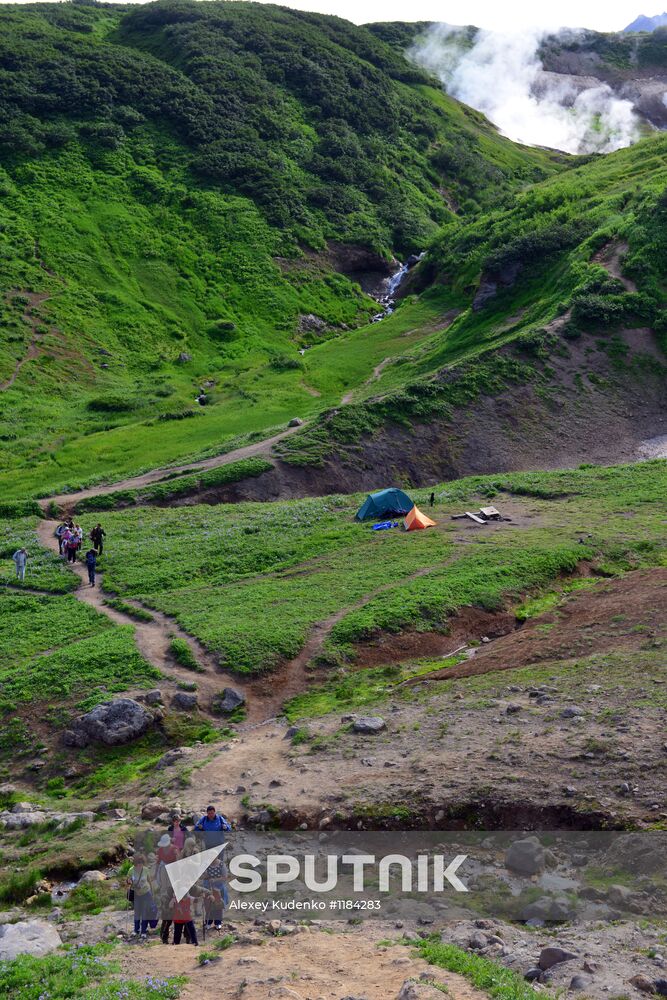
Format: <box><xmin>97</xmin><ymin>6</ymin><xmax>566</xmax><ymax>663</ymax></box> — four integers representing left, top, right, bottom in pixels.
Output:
<box><xmin>0</xmin><ymin>0</ymin><xmax>562</xmax><ymax>501</ymax></box>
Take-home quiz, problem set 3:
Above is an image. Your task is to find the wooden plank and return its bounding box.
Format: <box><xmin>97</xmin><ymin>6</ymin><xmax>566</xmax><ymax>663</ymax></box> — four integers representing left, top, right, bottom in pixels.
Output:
<box><xmin>465</xmin><ymin>512</ymin><xmax>486</xmax><ymax>524</ymax></box>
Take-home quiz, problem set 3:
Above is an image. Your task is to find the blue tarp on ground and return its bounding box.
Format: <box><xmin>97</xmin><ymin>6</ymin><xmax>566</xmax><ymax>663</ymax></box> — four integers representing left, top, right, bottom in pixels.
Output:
<box><xmin>355</xmin><ymin>488</ymin><xmax>413</xmax><ymax>521</ymax></box>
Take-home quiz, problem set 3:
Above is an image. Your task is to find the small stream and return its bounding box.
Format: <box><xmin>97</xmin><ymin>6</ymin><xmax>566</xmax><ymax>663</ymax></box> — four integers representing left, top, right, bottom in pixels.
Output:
<box><xmin>371</xmin><ymin>251</ymin><xmax>425</xmax><ymax>323</ymax></box>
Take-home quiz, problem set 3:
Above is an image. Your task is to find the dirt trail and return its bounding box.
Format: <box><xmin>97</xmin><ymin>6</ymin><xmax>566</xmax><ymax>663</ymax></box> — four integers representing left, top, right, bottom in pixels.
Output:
<box><xmin>0</xmin><ymin>291</ymin><xmax>52</xmax><ymax>391</ymax></box>
<box><xmin>593</xmin><ymin>240</ymin><xmax>637</xmax><ymax>293</ymax></box>
<box><xmin>117</xmin><ymin>925</ymin><xmax>483</xmax><ymax>1000</ymax></box>
<box><xmin>42</xmin><ymin>426</ymin><xmax>303</xmax><ymax>515</ymax></box>
<box><xmin>36</xmin><ymin>519</ymin><xmax>252</xmax><ymax>718</ymax></box>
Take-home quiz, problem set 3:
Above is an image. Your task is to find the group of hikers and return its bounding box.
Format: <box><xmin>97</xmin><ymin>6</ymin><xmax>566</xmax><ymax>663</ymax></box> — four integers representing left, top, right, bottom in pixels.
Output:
<box><xmin>55</xmin><ymin>520</ymin><xmax>106</xmax><ymax>586</ymax></box>
<box><xmin>127</xmin><ymin>806</ymin><xmax>232</xmax><ymax>944</ymax></box>
<box><xmin>11</xmin><ymin>520</ymin><xmax>107</xmax><ymax>587</ymax></box>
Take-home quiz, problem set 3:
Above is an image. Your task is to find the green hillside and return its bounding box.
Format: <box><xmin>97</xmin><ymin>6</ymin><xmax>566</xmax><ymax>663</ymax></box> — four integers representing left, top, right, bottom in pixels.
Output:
<box><xmin>0</xmin><ymin>0</ymin><xmax>564</xmax><ymax>499</ymax></box>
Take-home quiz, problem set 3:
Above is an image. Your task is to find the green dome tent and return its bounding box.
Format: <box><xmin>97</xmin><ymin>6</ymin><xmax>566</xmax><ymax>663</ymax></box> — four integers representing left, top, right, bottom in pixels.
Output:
<box><xmin>355</xmin><ymin>488</ymin><xmax>413</xmax><ymax>521</ymax></box>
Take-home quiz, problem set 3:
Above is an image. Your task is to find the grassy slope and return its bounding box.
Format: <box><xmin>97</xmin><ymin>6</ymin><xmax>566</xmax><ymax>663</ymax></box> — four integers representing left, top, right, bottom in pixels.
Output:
<box><xmin>279</xmin><ymin>132</ymin><xmax>667</xmax><ymax>466</ymax></box>
<box><xmin>0</xmin><ymin>0</ymin><xmax>562</xmax><ymax>500</ymax></box>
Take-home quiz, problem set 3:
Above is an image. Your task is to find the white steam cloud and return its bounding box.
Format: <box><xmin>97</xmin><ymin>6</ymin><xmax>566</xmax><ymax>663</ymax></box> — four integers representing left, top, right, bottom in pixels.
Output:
<box><xmin>410</xmin><ymin>25</ymin><xmax>640</xmax><ymax>154</ymax></box>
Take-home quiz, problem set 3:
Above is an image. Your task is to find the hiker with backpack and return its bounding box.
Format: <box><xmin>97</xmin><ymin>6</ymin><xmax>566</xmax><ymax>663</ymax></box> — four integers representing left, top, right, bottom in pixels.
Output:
<box><xmin>90</xmin><ymin>523</ymin><xmax>106</xmax><ymax>554</ymax></box>
<box><xmin>194</xmin><ymin>805</ymin><xmax>231</xmax><ymax>833</ymax></box>
<box><xmin>55</xmin><ymin>522</ymin><xmax>68</xmax><ymax>555</ymax></box>
<box><xmin>65</xmin><ymin>533</ymin><xmax>79</xmax><ymax>563</ymax></box>
<box><xmin>85</xmin><ymin>548</ymin><xmax>97</xmax><ymax>587</ymax></box>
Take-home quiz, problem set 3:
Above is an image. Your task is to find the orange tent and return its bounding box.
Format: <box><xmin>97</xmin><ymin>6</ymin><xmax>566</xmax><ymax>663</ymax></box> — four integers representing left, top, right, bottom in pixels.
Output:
<box><xmin>403</xmin><ymin>505</ymin><xmax>437</xmax><ymax>531</ymax></box>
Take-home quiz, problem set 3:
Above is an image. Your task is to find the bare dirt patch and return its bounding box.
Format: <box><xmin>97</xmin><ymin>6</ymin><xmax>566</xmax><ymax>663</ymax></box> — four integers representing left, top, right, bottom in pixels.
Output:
<box><xmin>116</xmin><ymin>921</ymin><xmax>484</xmax><ymax>1000</ymax></box>
<box><xmin>441</xmin><ymin>568</ymin><xmax>666</xmax><ymax>683</ymax></box>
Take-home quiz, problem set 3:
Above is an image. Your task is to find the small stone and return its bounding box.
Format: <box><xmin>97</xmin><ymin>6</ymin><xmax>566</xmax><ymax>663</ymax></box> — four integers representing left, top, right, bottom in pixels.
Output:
<box><xmin>630</xmin><ymin>975</ymin><xmax>656</xmax><ymax>994</ymax></box>
<box><xmin>570</xmin><ymin>975</ymin><xmax>592</xmax><ymax>991</ymax></box>
<box><xmin>505</xmin><ymin>704</ymin><xmax>522</xmax><ymax>714</ymax></box>
<box><xmin>524</xmin><ymin>969</ymin><xmax>542</xmax><ymax>982</ymax></box>
<box><xmin>561</xmin><ymin>706</ymin><xmax>584</xmax><ymax>719</ymax></box>
<box><xmin>288</xmin><ymin>417</ymin><xmax>304</xmax><ymax>427</ymax></box>
<box><xmin>538</xmin><ymin>946</ymin><xmax>579</xmax><ymax>971</ymax></box>
<box><xmin>144</xmin><ymin>690</ymin><xmax>163</xmax><ymax>705</ymax></box>
<box><xmin>171</xmin><ymin>692</ymin><xmax>198</xmax><ymax>711</ymax></box>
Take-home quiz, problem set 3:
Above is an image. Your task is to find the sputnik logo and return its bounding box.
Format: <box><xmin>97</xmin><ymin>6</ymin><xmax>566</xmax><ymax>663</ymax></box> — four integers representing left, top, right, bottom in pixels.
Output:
<box><xmin>165</xmin><ymin>842</ymin><xmax>228</xmax><ymax>902</ymax></box>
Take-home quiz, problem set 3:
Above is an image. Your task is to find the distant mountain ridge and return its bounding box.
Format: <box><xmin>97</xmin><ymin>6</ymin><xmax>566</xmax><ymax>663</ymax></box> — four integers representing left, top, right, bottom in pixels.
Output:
<box><xmin>624</xmin><ymin>11</ymin><xmax>667</xmax><ymax>31</ymax></box>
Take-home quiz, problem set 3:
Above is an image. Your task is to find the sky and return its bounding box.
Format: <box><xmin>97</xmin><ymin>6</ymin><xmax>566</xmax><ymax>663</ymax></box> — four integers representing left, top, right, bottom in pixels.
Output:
<box><xmin>250</xmin><ymin>1</ymin><xmax>647</xmax><ymax>32</ymax></box>
<box><xmin>4</xmin><ymin>0</ymin><xmax>653</xmax><ymax>33</ymax></box>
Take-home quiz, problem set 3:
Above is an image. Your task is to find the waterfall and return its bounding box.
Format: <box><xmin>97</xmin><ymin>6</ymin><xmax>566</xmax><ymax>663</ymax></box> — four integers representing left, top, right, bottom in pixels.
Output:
<box><xmin>372</xmin><ymin>252</ymin><xmax>425</xmax><ymax>322</ymax></box>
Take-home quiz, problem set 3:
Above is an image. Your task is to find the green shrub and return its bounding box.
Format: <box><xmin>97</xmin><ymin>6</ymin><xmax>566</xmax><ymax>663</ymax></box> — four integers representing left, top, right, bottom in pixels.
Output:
<box><xmin>168</xmin><ymin>637</ymin><xmax>203</xmax><ymax>672</ymax></box>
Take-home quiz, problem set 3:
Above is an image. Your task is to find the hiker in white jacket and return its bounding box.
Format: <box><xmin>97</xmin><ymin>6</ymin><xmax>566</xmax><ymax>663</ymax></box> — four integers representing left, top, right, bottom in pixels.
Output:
<box><xmin>12</xmin><ymin>548</ymin><xmax>28</xmax><ymax>582</ymax></box>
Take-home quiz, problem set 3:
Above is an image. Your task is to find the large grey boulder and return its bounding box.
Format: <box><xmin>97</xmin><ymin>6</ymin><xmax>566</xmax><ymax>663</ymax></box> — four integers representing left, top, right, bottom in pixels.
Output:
<box><xmin>352</xmin><ymin>717</ymin><xmax>386</xmax><ymax>735</ymax></box>
<box><xmin>65</xmin><ymin>699</ymin><xmax>154</xmax><ymax>747</ymax></box>
<box><xmin>212</xmin><ymin>688</ymin><xmax>246</xmax><ymax>715</ymax></box>
<box><xmin>0</xmin><ymin>919</ymin><xmax>62</xmax><ymax>960</ymax></box>
<box><xmin>505</xmin><ymin>836</ymin><xmax>545</xmax><ymax>875</ymax></box>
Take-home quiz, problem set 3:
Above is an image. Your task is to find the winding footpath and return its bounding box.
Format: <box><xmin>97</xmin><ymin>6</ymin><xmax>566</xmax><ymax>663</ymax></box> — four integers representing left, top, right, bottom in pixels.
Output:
<box><xmin>40</xmin><ymin>425</ymin><xmax>302</xmax><ymax>516</ymax></box>
<box><xmin>36</xmin><ymin>518</ymin><xmax>252</xmax><ymax>721</ymax></box>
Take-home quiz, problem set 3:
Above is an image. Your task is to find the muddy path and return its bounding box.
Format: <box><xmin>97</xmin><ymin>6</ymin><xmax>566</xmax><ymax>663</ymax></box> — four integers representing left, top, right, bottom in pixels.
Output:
<box><xmin>36</xmin><ymin>519</ymin><xmax>253</xmax><ymax>719</ymax></box>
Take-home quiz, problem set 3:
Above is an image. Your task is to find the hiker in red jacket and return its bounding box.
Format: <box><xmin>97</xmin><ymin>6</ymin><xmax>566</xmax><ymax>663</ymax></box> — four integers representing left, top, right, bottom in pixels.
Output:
<box><xmin>171</xmin><ymin>893</ymin><xmax>198</xmax><ymax>946</ymax></box>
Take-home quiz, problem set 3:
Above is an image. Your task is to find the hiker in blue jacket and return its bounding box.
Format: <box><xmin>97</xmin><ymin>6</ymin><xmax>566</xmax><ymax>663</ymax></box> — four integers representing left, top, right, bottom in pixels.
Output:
<box><xmin>194</xmin><ymin>805</ymin><xmax>231</xmax><ymax>833</ymax></box>
<box><xmin>85</xmin><ymin>548</ymin><xmax>97</xmax><ymax>587</ymax></box>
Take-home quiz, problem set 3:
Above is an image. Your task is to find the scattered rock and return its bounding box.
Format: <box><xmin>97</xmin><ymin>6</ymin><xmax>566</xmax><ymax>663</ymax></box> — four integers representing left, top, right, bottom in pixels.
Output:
<box><xmin>141</xmin><ymin>798</ymin><xmax>167</xmax><ymax>821</ymax></box>
<box><xmin>397</xmin><ymin>980</ymin><xmax>443</xmax><ymax>999</ymax></box>
<box><xmin>654</xmin><ymin>980</ymin><xmax>667</xmax><ymax>996</ymax></box>
<box><xmin>156</xmin><ymin>746</ymin><xmax>194</xmax><ymax>769</ymax></box>
<box><xmin>143</xmin><ymin>690</ymin><xmax>163</xmax><ymax>706</ymax></box>
<box><xmin>524</xmin><ymin>969</ymin><xmax>542</xmax><ymax>982</ymax></box>
<box><xmin>630</xmin><ymin>975</ymin><xmax>656</xmax><ymax>994</ymax></box>
<box><xmin>352</xmin><ymin>716</ymin><xmax>386</xmax><ymax>735</ymax></box>
<box><xmin>288</xmin><ymin>417</ymin><xmax>304</xmax><ymax>427</ymax></box>
<box><xmin>522</xmin><ymin>896</ymin><xmax>574</xmax><ymax>922</ymax></box>
<box><xmin>570</xmin><ymin>975</ymin><xmax>592</xmax><ymax>991</ymax></box>
<box><xmin>538</xmin><ymin>946</ymin><xmax>579</xmax><ymax>971</ymax></box>
<box><xmin>297</xmin><ymin>314</ymin><xmax>327</xmax><ymax>333</ymax></box>
<box><xmin>505</xmin><ymin>703</ymin><xmax>522</xmax><ymax>714</ymax></box>
<box><xmin>0</xmin><ymin>920</ymin><xmax>62</xmax><ymax>960</ymax></box>
<box><xmin>78</xmin><ymin>870</ymin><xmax>105</xmax><ymax>883</ymax></box>
<box><xmin>468</xmin><ymin>931</ymin><xmax>487</xmax><ymax>951</ymax></box>
<box><xmin>505</xmin><ymin>836</ymin><xmax>545</xmax><ymax>875</ymax></box>
<box><xmin>171</xmin><ymin>692</ymin><xmax>198</xmax><ymax>711</ymax></box>
<box><xmin>176</xmin><ymin>352</ymin><xmax>192</xmax><ymax>363</ymax></box>
<box><xmin>212</xmin><ymin>688</ymin><xmax>245</xmax><ymax>715</ymax></box>
<box><xmin>561</xmin><ymin>706</ymin><xmax>584</xmax><ymax>719</ymax></box>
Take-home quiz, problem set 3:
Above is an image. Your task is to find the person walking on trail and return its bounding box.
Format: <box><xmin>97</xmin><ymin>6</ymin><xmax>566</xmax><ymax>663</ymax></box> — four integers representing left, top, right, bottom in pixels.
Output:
<box><xmin>12</xmin><ymin>548</ymin><xmax>28</xmax><ymax>582</ymax></box>
<box><xmin>429</xmin><ymin>492</ymin><xmax>435</xmax><ymax>508</ymax></box>
<box><xmin>127</xmin><ymin>854</ymin><xmax>155</xmax><ymax>939</ymax></box>
<box><xmin>74</xmin><ymin>523</ymin><xmax>84</xmax><ymax>552</ymax></box>
<box><xmin>171</xmin><ymin>892</ymin><xmax>198</xmax><ymax>946</ymax></box>
<box><xmin>65</xmin><ymin>533</ymin><xmax>78</xmax><ymax>563</ymax></box>
<box><xmin>90</xmin><ymin>523</ymin><xmax>106</xmax><ymax>554</ymax></box>
<box><xmin>168</xmin><ymin>812</ymin><xmax>188</xmax><ymax>852</ymax></box>
<box><xmin>85</xmin><ymin>548</ymin><xmax>97</xmax><ymax>587</ymax></box>
<box><xmin>55</xmin><ymin>522</ymin><xmax>68</xmax><ymax>555</ymax></box>
<box><xmin>194</xmin><ymin>805</ymin><xmax>232</xmax><ymax>833</ymax></box>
